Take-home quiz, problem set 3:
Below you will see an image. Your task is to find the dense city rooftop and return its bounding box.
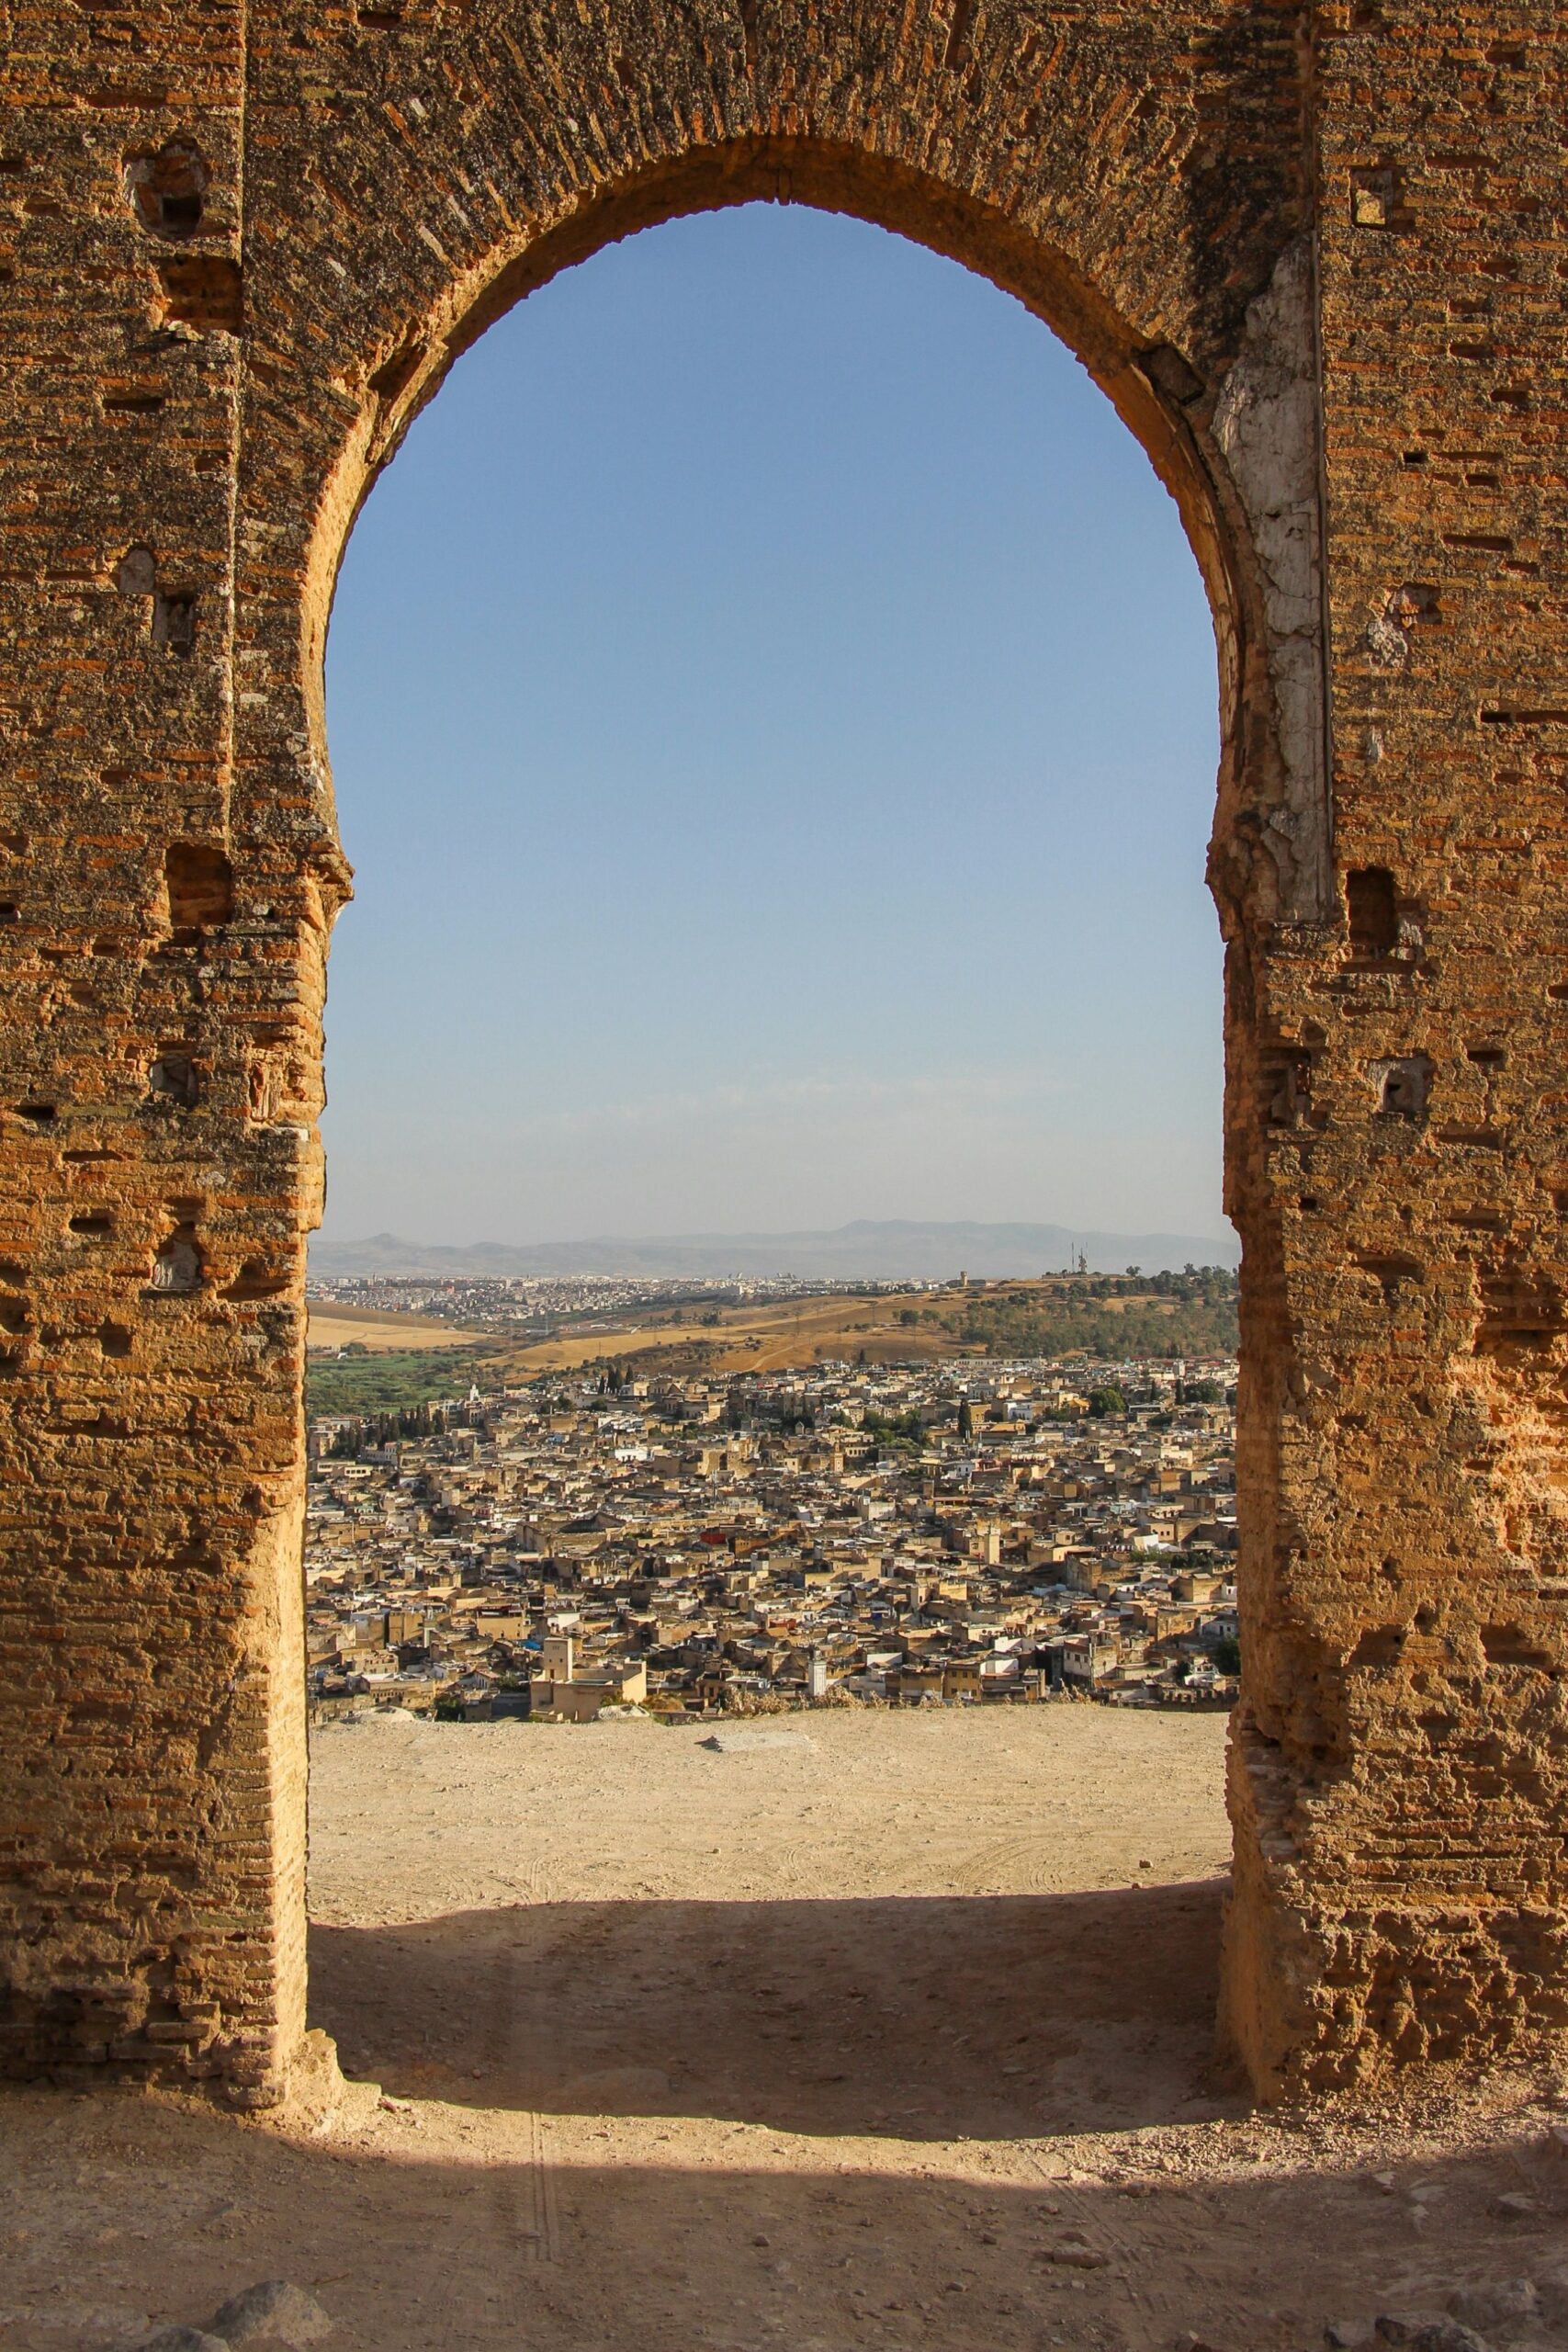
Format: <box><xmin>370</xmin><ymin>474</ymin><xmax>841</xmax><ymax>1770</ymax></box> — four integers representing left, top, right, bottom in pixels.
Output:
<box><xmin>307</xmin><ymin>1341</ymin><xmax>1239</xmax><ymax>1724</ymax></box>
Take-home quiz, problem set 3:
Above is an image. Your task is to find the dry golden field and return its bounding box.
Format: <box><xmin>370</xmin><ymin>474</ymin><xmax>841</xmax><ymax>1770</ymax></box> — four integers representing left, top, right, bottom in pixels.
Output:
<box><xmin>306</xmin><ymin>1302</ymin><xmax>491</xmax><ymax>1354</ymax></box>
<box><xmin>491</xmin><ymin>1288</ymin><xmax>975</xmax><ymax>1378</ymax></box>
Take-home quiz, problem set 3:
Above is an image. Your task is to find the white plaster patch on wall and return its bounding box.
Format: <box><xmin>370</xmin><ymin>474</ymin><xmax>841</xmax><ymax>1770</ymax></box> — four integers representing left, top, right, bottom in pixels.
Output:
<box><xmin>1211</xmin><ymin>239</ymin><xmax>1331</xmax><ymax>925</ymax></box>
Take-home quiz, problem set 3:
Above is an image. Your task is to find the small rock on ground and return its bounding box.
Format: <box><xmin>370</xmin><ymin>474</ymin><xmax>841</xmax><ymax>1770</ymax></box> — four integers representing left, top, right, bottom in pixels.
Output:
<box><xmin>1449</xmin><ymin>2281</ymin><xmax>1538</xmax><ymax>2330</ymax></box>
<box><xmin>1375</xmin><ymin>2323</ymin><xmax>1492</xmax><ymax>2352</ymax></box>
<box><xmin>206</xmin><ymin>2283</ymin><xmax>333</xmax><ymax>2348</ymax></box>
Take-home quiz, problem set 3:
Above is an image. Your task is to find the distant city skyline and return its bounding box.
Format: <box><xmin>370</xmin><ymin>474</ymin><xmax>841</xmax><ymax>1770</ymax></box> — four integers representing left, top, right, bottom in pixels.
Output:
<box><xmin>310</xmin><ymin>1216</ymin><xmax>1241</xmax><ymax>1283</ymax></box>
<box><xmin>321</xmin><ymin>202</ymin><xmax>1226</xmax><ymax>1249</ymax></box>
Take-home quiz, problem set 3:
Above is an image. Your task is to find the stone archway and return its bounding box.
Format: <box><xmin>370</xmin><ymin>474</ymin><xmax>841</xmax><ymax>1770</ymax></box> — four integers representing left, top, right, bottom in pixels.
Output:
<box><xmin>3</xmin><ymin>3</ymin><xmax>1565</xmax><ymax>2110</ymax></box>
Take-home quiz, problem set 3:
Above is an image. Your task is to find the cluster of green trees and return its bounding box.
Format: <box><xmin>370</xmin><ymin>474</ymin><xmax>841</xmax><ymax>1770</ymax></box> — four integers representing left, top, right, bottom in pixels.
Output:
<box><xmin>1109</xmin><ymin>1264</ymin><xmax>1234</xmax><ymax>1300</ymax></box>
<box><xmin>323</xmin><ymin>1397</ymin><xmax>468</xmax><ymax>1456</ymax></box>
<box><xmin>858</xmin><ymin>1406</ymin><xmax>925</xmax><ymax>1448</ymax></box>
<box><xmin>307</xmin><ymin>1345</ymin><xmax>497</xmax><ymax>1419</ymax></box>
<box><xmin>917</xmin><ymin>1267</ymin><xmax>1238</xmax><ymax>1362</ymax></box>
<box><xmin>931</xmin><ymin>1298</ymin><xmax>1237</xmax><ymax>1361</ymax></box>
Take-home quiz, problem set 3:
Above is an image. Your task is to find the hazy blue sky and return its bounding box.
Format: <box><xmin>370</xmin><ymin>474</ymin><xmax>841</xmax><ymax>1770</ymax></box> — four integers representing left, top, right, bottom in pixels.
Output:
<box><xmin>321</xmin><ymin>202</ymin><xmax>1225</xmax><ymax>1248</ymax></box>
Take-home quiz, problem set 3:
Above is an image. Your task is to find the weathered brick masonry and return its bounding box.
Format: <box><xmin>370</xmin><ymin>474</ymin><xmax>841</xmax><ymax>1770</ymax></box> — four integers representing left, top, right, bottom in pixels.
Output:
<box><xmin>0</xmin><ymin>0</ymin><xmax>1562</xmax><ymax>2105</ymax></box>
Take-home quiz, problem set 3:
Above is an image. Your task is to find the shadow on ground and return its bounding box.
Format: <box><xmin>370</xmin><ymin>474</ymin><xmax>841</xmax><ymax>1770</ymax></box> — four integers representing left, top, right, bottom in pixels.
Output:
<box><xmin>6</xmin><ymin>2073</ymin><xmax>1567</xmax><ymax>2352</ymax></box>
<box><xmin>310</xmin><ymin>1879</ymin><xmax>1235</xmax><ymax>2139</ymax></box>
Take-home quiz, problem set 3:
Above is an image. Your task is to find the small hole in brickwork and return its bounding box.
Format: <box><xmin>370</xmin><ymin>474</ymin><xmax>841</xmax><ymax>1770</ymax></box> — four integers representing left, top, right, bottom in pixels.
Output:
<box><xmin>69</xmin><ymin>1214</ymin><xmax>113</xmax><ymax>1238</ymax></box>
<box><xmin>226</xmin><ymin>1256</ymin><xmax>290</xmax><ymax>1300</ymax></box>
<box><xmin>1353</xmin><ymin>1250</ymin><xmax>1422</xmax><ymax>1303</ymax></box>
<box><xmin>1482</xmin><ymin>1623</ymin><xmax>1554</xmax><ymax>1670</ymax></box>
<box><xmin>0</xmin><ymin>1295</ymin><xmax>28</xmax><ymax>1335</ymax></box>
<box><xmin>1467</xmin><ymin>1045</ymin><xmax>1506</xmax><ymax>1067</ymax></box>
<box><xmin>357</xmin><ymin>4</ymin><xmax>403</xmax><ymax>22</ymax></box>
<box><xmin>1414</xmin><ymin>1601</ymin><xmax>1438</xmax><ymax>1635</ymax></box>
<box><xmin>1348</xmin><ymin>1625</ymin><xmax>1402</xmax><ymax>1668</ymax></box>
<box><xmin>98</xmin><ymin>1319</ymin><xmax>133</xmax><ymax>1358</ymax></box>
<box><xmin>17</xmin><ymin>1102</ymin><xmax>55</xmax><ymax>1125</ymax></box>
<box><xmin>1481</xmin><ymin>704</ymin><xmax>1568</xmax><ymax>729</ymax></box>
<box><xmin>149</xmin><ymin>1227</ymin><xmax>203</xmax><ymax>1295</ymax></box>
<box><xmin>148</xmin><ymin>1053</ymin><xmax>199</xmax><ymax>1106</ymax></box>
<box><xmin>368</xmin><ymin>338</ymin><xmax>425</xmax><ymax>408</ymax></box>
<box><xmin>1262</xmin><ymin>1057</ymin><xmax>1307</xmax><ymax>1127</ymax></box>
<box><xmin>127</xmin><ymin>139</ymin><xmax>209</xmax><ymax>240</ymax></box>
<box><xmin>164</xmin><ymin>842</ymin><xmax>233</xmax><ymax>933</ymax></box>
<box><xmin>1300</xmin><ymin>1195</ymin><xmax>1321</xmax><ymax>1213</ymax></box>
<box><xmin>0</xmin><ymin>904</ymin><xmax>18</xmax><ymax>925</ymax></box>
<box><xmin>117</xmin><ymin>545</ymin><xmax>156</xmax><ymax>595</ymax></box>
<box><xmin>1392</xmin><ymin>582</ymin><xmax>1439</xmax><ymax>626</ymax></box>
<box><xmin>1347</xmin><ymin>866</ymin><xmax>1398</xmax><ymax>956</ymax></box>
<box><xmin>1350</xmin><ymin>166</ymin><xmax>1402</xmax><ymax>231</ymax></box>
<box><xmin>152</xmin><ymin>592</ymin><xmax>196</xmax><ymax>658</ymax></box>
<box><xmin>1402</xmin><ymin>449</ymin><xmax>1428</xmax><ymax>468</ymax></box>
<box><xmin>1373</xmin><ymin>1057</ymin><xmax>1429</xmax><ymax>1119</ymax></box>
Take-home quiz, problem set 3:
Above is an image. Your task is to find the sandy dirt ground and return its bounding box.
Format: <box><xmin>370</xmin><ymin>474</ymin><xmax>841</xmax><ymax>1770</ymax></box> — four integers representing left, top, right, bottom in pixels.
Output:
<box><xmin>6</xmin><ymin>1707</ymin><xmax>1568</xmax><ymax>2352</ymax></box>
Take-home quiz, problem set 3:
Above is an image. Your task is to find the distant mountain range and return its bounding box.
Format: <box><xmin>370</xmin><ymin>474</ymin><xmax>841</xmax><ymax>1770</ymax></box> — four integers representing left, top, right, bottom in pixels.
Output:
<box><xmin>310</xmin><ymin>1219</ymin><xmax>1238</xmax><ymax>1283</ymax></box>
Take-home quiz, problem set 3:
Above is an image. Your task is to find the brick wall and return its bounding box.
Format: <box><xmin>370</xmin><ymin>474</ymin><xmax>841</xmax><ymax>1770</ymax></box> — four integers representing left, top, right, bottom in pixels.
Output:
<box><xmin>1</xmin><ymin>0</ymin><xmax>1562</xmax><ymax>2102</ymax></box>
